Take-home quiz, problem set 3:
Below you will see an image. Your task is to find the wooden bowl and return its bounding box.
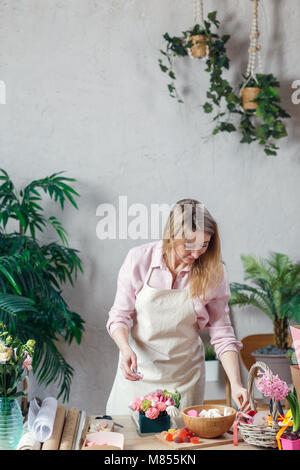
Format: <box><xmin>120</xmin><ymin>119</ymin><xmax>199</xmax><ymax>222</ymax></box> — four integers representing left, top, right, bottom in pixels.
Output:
<box><xmin>182</xmin><ymin>404</ymin><xmax>236</xmax><ymax>438</ymax></box>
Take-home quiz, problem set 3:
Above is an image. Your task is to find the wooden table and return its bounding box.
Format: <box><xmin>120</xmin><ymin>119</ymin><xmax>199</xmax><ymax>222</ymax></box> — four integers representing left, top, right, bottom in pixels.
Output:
<box><xmin>109</xmin><ymin>415</ymin><xmax>264</xmax><ymax>451</ymax></box>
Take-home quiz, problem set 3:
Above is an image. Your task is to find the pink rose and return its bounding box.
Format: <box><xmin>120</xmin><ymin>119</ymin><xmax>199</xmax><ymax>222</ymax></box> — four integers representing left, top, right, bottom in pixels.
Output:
<box><xmin>22</xmin><ymin>352</ymin><xmax>32</xmax><ymax>371</ymax></box>
<box><xmin>156</xmin><ymin>402</ymin><xmax>167</xmax><ymax>412</ymax></box>
<box><xmin>132</xmin><ymin>397</ymin><xmax>143</xmax><ymax>411</ymax></box>
<box><xmin>145</xmin><ymin>407</ymin><xmax>160</xmax><ymax>420</ymax></box>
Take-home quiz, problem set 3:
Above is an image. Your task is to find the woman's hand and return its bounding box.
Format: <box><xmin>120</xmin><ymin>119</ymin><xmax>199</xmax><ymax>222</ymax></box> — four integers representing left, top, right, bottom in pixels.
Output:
<box><xmin>120</xmin><ymin>345</ymin><xmax>139</xmax><ymax>381</ymax></box>
<box><xmin>231</xmin><ymin>383</ymin><xmax>250</xmax><ymax>411</ymax></box>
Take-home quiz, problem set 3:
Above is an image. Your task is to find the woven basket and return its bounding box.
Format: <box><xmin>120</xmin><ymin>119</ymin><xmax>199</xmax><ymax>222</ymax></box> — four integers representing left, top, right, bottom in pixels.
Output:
<box><xmin>237</xmin><ymin>361</ymin><xmax>280</xmax><ymax>448</ymax></box>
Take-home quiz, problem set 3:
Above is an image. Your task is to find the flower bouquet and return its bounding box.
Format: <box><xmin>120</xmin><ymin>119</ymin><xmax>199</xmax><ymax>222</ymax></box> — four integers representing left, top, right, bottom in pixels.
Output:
<box><xmin>0</xmin><ymin>322</ymin><xmax>35</xmax><ymax>449</ymax></box>
<box><xmin>129</xmin><ymin>389</ymin><xmax>181</xmax><ymax>434</ymax></box>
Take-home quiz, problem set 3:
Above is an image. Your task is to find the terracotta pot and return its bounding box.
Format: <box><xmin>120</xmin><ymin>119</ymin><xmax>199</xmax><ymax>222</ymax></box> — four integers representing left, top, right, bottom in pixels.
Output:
<box><xmin>189</xmin><ymin>34</ymin><xmax>207</xmax><ymax>58</ymax></box>
<box><xmin>241</xmin><ymin>87</ymin><xmax>261</xmax><ymax>110</ymax></box>
<box><xmin>280</xmin><ymin>436</ymin><xmax>300</xmax><ymax>450</ymax></box>
<box><xmin>291</xmin><ymin>365</ymin><xmax>300</xmax><ymax>404</ymax></box>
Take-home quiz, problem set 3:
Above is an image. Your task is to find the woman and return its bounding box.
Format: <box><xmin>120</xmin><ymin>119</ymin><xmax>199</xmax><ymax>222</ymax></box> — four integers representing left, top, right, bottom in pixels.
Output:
<box><xmin>106</xmin><ymin>199</ymin><xmax>249</xmax><ymax>414</ymax></box>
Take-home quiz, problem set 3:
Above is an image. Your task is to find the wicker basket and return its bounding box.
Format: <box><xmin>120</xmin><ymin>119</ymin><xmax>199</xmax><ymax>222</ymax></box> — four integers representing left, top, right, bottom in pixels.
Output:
<box><xmin>237</xmin><ymin>361</ymin><xmax>280</xmax><ymax>448</ymax></box>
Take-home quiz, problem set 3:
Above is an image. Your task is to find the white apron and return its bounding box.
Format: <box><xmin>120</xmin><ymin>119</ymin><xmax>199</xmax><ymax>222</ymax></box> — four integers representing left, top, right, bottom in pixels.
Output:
<box><xmin>106</xmin><ymin>265</ymin><xmax>205</xmax><ymax>415</ymax></box>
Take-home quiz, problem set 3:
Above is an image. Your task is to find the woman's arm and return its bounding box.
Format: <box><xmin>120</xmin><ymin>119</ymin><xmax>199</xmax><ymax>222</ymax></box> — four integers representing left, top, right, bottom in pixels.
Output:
<box><xmin>111</xmin><ymin>327</ymin><xmax>139</xmax><ymax>381</ymax></box>
<box><xmin>219</xmin><ymin>350</ymin><xmax>249</xmax><ymax>411</ymax></box>
<box><xmin>205</xmin><ymin>264</ymin><xmax>249</xmax><ymax>409</ymax></box>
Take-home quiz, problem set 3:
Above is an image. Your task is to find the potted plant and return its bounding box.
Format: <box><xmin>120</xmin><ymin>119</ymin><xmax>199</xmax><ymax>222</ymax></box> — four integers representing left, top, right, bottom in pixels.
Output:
<box><xmin>280</xmin><ymin>390</ymin><xmax>300</xmax><ymax>450</ymax></box>
<box><xmin>0</xmin><ymin>322</ymin><xmax>35</xmax><ymax>449</ymax></box>
<box><xmin>158</xmin><ymin>10</ymin><xmax>238</xmax><ymax>134</ymax></box>
<box><xmin>129</xmin><ymin>389</ymin><xmax>181</xmax><ymax>434</ymax></box>
<box><xmin>229</xmin><ymin>252</ymin><xmax>300</xmax><ymax>384</ymax></box>
<box><xmin>237</xmin><ymin>73</ymin><xmax>291</xmax><ymax>156</ymax></box>
<box><xmin>0</xmin><ymin>169</ymin><xmax>85</xmax><ymax>402</ymax></box>
<box><xmin>205</xmin><ymin>344</ymin><xmax>219</xmax><ymax>382</ymax></box>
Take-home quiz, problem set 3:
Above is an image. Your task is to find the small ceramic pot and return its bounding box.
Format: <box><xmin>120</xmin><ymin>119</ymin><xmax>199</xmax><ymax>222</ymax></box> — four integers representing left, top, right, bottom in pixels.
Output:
<box><xmin>241</xmin><ymin>87</ymin><xmax>261</xmax><ymax>110</ymax></box>
<box><xmin>280</xmin><ymin>436</ymin><xmax>300</xmax><ymax>450</ymax></box>
<box><xmin>189</xmin><ymin>34</ymin><xmax>207</xmax><ymax>58</ymax></box>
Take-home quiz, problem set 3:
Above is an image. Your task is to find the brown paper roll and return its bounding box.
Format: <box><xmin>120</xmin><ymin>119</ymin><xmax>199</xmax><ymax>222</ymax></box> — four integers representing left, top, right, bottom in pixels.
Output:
<box><xmin>59</xmin><ymin>407</ymin><xmax>79</xmax><ymax>450</ymax></box>
<box><xmin>42</xmin><ymin>405</ymin><xmax>66</xmax><ymax>450</ymax></box>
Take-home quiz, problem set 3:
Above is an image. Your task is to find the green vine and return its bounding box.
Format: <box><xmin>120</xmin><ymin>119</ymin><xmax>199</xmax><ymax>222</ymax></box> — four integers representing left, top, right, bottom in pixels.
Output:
<box><xmin>158</xmin><ymin>11</ymin><xmax>238</xmax><ymax>134</ymax></box>
<box><xmin>237</xmin><ymin>74</ymin><xmax>291</xmax><ymax>155</ymax></box>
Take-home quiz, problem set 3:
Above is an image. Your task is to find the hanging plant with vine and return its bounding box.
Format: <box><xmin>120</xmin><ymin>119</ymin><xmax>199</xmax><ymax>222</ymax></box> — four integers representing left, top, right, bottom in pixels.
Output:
<box><xmin>235</xmin><ymin>0</ymin><xmax>291</xmax><ymax>155</ymax></box>
<box><xmin>158</xmin><ymin>3</ymin><xmax>239</xmax><ymax>134</ymax></box>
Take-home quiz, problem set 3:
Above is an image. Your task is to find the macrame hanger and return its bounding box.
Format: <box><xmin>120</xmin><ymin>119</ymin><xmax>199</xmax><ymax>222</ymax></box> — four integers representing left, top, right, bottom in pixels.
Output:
<box><xmin>242</xmin><ymin>0</ymin><xmax>263</xmax><ymax>90</ymax></box>
<box><xmin>189</xmin><ymin>0</ymin><xmax>209</xmax><ymax>60</ymax></box>
<box><xmin>193</xmin><ymin>0</ymin><xmax>205</xmax><ymax>28</ymax></box>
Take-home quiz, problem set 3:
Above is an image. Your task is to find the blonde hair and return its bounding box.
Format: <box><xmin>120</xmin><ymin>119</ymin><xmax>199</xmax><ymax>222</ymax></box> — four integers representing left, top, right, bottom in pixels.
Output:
<box><xmin>162</xmin><ymin>199</ymin><xmax>224</xmax><ymax>300</ymax></box>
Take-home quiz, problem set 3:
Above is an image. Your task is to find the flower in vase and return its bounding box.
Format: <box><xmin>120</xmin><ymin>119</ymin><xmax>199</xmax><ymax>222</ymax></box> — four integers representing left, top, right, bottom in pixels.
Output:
<box><xmin>141</xmin><ymin>399</ymin><xmax>152</xmax><ymax>412</ymax></box>
<box><xmin>22</xmin><ymin>351</ymin><xmax>33</xmax><ymax>371</ymax></box>
<box><xmin>145</xmin><ymin>407</ymin><xmax>160</xmax><ymax>419</ymax></box>
<box><xmin>0</xmin><ymin>344</ymin><xmax>12</xmax><ymax>363</ymax></box>
<box><xmin>156</xmin><ymin>401</ymin><xmax>168</xmax><ymax>412</ymax></box>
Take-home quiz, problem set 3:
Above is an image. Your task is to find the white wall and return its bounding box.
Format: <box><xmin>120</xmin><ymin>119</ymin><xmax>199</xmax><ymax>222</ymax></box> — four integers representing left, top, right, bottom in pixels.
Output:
<box><xmin>0</xmin><ymin>0</ymin><xmax>299</xmax><ymax>413</ymax></box>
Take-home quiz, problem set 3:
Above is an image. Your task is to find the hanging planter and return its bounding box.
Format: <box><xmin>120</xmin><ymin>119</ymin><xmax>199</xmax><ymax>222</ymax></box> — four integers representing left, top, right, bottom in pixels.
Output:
<box><xmin>189</xmin><ymin>33</ymin><xmax>207</xmax><ymax>58</ymax></box>
<box><xmin>158</xmin><ymin>2</ymin><xmax>238</xmax><ymax>134</ymax></box>
<box><xmin>237</xmin><ymin>0</ymin><xmax>291</xmax><ymax>155</ymax></box>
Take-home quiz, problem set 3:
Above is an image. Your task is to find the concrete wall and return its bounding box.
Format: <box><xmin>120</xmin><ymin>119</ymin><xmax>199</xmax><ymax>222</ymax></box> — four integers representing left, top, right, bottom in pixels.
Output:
<box><xmin>0</xmin><ymin>0</ymin><xmax>299</xmax><ymax>413</ymax></box>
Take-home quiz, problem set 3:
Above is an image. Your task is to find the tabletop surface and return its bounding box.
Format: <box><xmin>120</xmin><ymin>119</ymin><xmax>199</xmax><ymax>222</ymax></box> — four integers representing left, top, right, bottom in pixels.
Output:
<box><xmin>106</xmin><ymin>414</ymin><xmax>266</xmax><ymax>451</ymax></box>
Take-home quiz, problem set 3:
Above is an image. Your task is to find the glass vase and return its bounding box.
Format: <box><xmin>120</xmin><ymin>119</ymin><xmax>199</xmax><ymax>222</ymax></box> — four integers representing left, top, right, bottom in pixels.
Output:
<box><xmin>0</xmin><ymin>397</ymin><xmax>23</xmax><ymax>450</ymax></box>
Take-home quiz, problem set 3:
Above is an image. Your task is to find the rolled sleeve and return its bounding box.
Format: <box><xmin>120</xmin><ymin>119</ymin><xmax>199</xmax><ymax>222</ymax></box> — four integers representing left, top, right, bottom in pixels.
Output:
<box><xmin>106</xmin><ymin>249</ymin><xmax>136</xmax><ymax>337</ymax></box>
<box><xmin>206</xmin><ymin>264</ymin><xmax>243</xmax><ymax>359</ymax></box>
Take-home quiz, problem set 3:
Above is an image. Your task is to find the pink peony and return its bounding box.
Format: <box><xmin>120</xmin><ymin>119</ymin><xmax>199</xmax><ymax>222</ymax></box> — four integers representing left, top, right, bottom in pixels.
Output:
<box><xmin>145</xmin><ymin>407</ymin><xmax>160</xmax><ymax>420</ymax></box>
<box><xmin>156</xmin><ymin>401</ymin><xmax>167</xmax><ymax>412</ymax></box>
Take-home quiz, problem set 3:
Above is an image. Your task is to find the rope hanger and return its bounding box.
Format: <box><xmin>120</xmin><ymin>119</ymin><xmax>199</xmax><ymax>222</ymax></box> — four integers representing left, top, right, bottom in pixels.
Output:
<box><xmin>193</xmin><ymin>0</ymin><xmax>205</xmax><ymax>28</ymax></box>
<box><xmin>244</xmin><ymin>0</ymin><xmax>263</xmax><ymax>86</ymax></box>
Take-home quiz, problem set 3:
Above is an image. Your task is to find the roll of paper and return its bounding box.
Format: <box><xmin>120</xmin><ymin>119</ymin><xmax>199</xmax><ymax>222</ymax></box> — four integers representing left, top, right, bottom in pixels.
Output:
<box><xmin>17</xmin><ymin>431</ymin><xmax>42</xmax><ymax>450</ymax></box>
<box><xmin>42</xmin><ymin>405</ymin><xmax>66</xmax><ymax>450</ymax></box>
<box><xmin>59</xmin><ymin>407</ymin><xmax>79</xmax><ymax>450</ymax></box>
<box><xmin>17</xmin><ymin>422</ymin><xmax>41</xmax><ymax>450</ymax></box>
<box><xmin>73</xmin><ymin>410</ymin><xmax>87</xmax><ymax>450</ymax></box>
<box><xmin>31</xmin><ymin>397</ymin><xmax>57</xmax><ymax>442</ymax></box>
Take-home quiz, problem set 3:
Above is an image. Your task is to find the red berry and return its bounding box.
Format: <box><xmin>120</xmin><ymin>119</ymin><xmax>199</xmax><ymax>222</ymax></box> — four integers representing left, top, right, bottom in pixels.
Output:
<box><xmin>174</xmin><ymin>437</ymin><xmax>183</xmax><ymax>443</ymax></box>
<box><xmin>183</xmin><ymin>436</ymin><xmax>191</xmax><ymax>442</ymax></box>
<box><xmin>190</xmin><ymin>437</ymin><xmax>200</xmax><ymax>444</ymax></box>
<box><xmin>165</xmin><ymin>433</ymin><xmax>173</xmax><ymax>441</ymax></box>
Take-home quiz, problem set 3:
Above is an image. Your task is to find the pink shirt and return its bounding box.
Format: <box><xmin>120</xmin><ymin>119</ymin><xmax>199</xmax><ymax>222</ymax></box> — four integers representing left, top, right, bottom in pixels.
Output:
<box><xmin>106</xmin><ymin>240</ymin><xmax>242</xmax><ymax>359</ymax></box>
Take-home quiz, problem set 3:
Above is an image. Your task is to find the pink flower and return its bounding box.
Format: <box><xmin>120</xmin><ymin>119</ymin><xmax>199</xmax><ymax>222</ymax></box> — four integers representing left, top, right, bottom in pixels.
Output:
<box><xmin>22</xmin><ymin>352</ymin><xmax>32</xmax><ymax>371</ymax></box>
<box><xmin>145</xmin><ymin>407</ymin><xmax>160</xmax><ymax>419</ymax></box>
<box><xmin>132</xmin><ymin>397</ymin><xmax>143</xmax><ymax>411</ymax></box>
<box><xmin>145</xmin><ymin>394</ymin><xmax>157</xmax><ymax>402</ymax></box>
<box><xmin>159</xmin><ymin>395</ymin><xmax>167</xmax><ymax>402</ymax></box>
<box><xmin>256</xmin><ymin>370</ymin><xmax>289</xmax><ymax>401</ymax></box>
<box><xmin>156</xmin><ymin>401</ymin><xmax>167</xmax><ymax>412</ymax></box>
<box><xmin>165</xmin><ymin>398</ymin><xmax>174</xmax><ymax>406</ymax></box>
